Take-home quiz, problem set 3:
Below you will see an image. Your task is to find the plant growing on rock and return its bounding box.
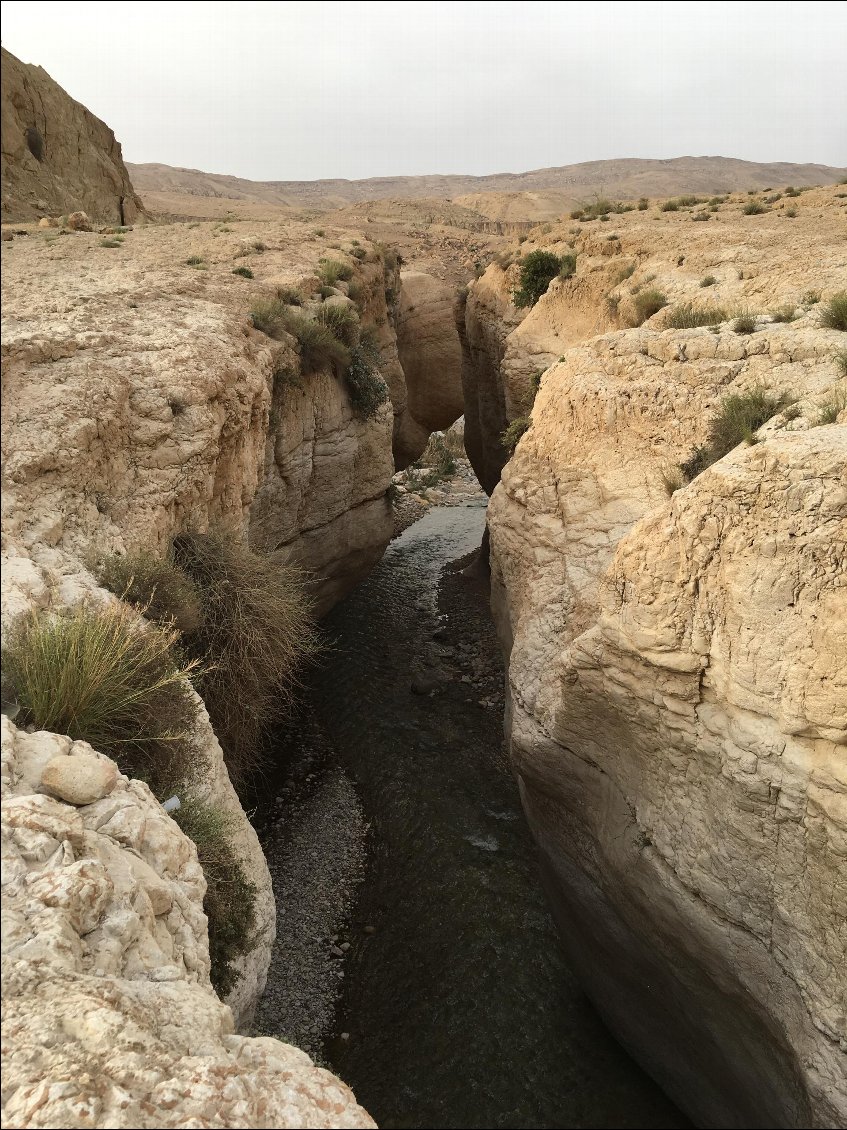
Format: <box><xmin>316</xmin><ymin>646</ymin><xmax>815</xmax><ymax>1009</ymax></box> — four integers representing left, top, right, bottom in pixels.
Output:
<box><xmin>316</xmin><ymin>302</ymin><xmax>361</xmax><ymax>347</ymax></box>
<box><xmin>700</xmin><ymin>275</ymin><xmax>717</xmax><ymax>287</ymax></box>
<box><xmin>770</xmin><ymin>305</ymin><xmax>798</xmax><ymax>323</ymax></box>
<box><xmin>819</xmin><ymin>291</ymin><xmax>847</xmax><ymax>331</ymax></box>
<box><xmin>318</xmin><ymin>258</ymin><xmax>354</xmax><ymax>286</ymax></box>
<box><xmin>512</xmin><ymin>250</ymin><xmax>569</xmax><ymax>308</ymax></box>
<box><xmin>345</xmin><ymin>340</ymin><xmax>390</xmax><ymax>418</ymax></box>
<box><xmin>665</xmin><ymin>303</ymin><xmax>728</xmax><ymax>329</ymax></box>
<box><xmin>232</xmin><ymin>266</ymin><xmax>254</xmax><ymax>279</ymax></box>
<box><xmin>743</xmin><ymin>201</ymin><xmax>767</xmax><ymax>215</ymax></box>
<box><xmin>630</xmin><ymin>288</ymin><xmax>668</xmax><ymax>326</ymax></box>
<box><xmin>281</xmin><ymin>309</ymin><xmax>351</xmax><ymax>371</ymax></box>
<box><xmin>94</xmin><ymin>551</ymin><xmax>202</xmax><ymax>635</ymax></box>
<box><xmin>680</xmin><ymin>386</ymin><xmax>792</xmax><ymax>479</ymax></box>
<box><xmin>501</xmin><ymin>416</ymin><xmax>530</xmax><ymax>452</ymax></box>
<box><xmin>733</xmin><ymin>313</ymin><xmax>757</xmax><ymax>334</ymax></box>
<box><xmin>1</xmin><ymin>602</ymin><xmax>199</xmax><ymax>788</ymax></box>
<box><xmin>816</xmin><ymin>383</ymin><xmax>847</xmax><ymax>424</ymax></box>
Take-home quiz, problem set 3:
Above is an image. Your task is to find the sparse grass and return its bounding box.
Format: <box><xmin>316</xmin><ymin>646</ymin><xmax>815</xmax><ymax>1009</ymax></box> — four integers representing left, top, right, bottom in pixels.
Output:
<box><xmin>279</xmin><ymin>309</ymin><xmax>351</xmax><ymax>371</ymax></box>
<box><xmin>692</xmin><ymin>211</ymin><xmax>711</xmax><ymax>222</ymax></box>
<box><xmin>660</xmin><ymin>200</ymin><xmax>679</xmax><ymax>212</ymax></box>
<box><xmin>101</xmin><ymin>238</ymin><xmax>122</xmax><ymax>248</ymax></box>
<box><xmin>785</xmin><ymin>186</ymin><xmax>800</xmax><ymax>197</ymax></box>
<box><xmin>1</xmin><ymin>602</ymin><xmax>199</xmax><ymax>788</ymax></box>
<box><xmin>250</xmin><ymin>296</ymin><xmax>288</xmax><ymax>336</ymax></box>
<box><xmin>316</xmin><ymin>302</ymin><xmax>360</xmax><ymax>347</ymax></box>
<box><xmin>606</xmin><ymin>293</ymin><xmax>621</xmax><ymax>318</ymax></box>
<box><xmin>816</xmin><ymin>384</ymin><xmax>847</xmax><ymax>425</ymax></box>
<box><xmin>318</xmin><ymin>259</ymin><xmax>354</xmax><ymax>286</ymax></box>
<box><xmin>232</xmin><ymin>266</ymin><xmax>253</xmax><ymax>279</ymax></box>
<box><xmin>313</xmin><ymin>228</ymin><xmax>325</xmax><ymax>237</ymax></box>
<box><xmin>615</xmin><ymin>263</ymin><xmax>637</xmax><ymax>284</ymax></box>
<box><xmin>418</xmin><ymin>431</ymin><xmax>458</xmax><ymax>479</ymax></box>
<box><xmin>252</xmin><ymin>240</ymin><xmax>267</xmax><ymax>252</ymax></box>
<box><xmin>94</xmin><ymin>551</ymin><xmax>202</xmax><ymax>635</ymax></box>
<box><xmin>558</xmin><ymin>253</ymin><xmax>577</xmax><ymax>279</ymax></box>
<box><xmin>172</xmin><ymin>798</ymin><xmax>257</xmax><ymax>998</ymax></box>
<box><xmin>665</xmin><ymin>303</ymin><xmax>727</xmax><ymax>329</ymax></box>
<box><xmin>819</xmin><ymin>292</ymin><xmax>847</xmax><ymax>331</ymax></box>
<box><xmin>660</xmin><ymin>465</ymin><xmax>686</xmax><ymax>496</ymax></box>
<box><xmin>512</xmin><ymin>250</ymin><xmax>568</xmax><ymax>307</ymax></box>
<box><xmin>345</xmin><ymin>340</ymin><xmax>390</xmax><ymax>418</ymax></box>
<box><xmin>700</xmin><ymin>275</ymin><xmax>718</xmax><ymax>287</ymax></box>
<box><xmin>743</xmin><ymin>201</ymin><xmax>767</xmax><ymax>215</ymax></box>
<box><xmin>785</xmin><ymin>208</ymin><xmax>797</xmax><ymax>219</ymax></box>
<box><xmin>802</xmin><ymin>290</ymin><xmax>821</xmax><ymax>306</ymax></box>
<box><xmin>638</xmin><ymin>197</ymin><xmax>649</xmax><ymax>210</ymax></box>
<box><xmin>835</xmin><ymin>349</ymin><xmax>847</xmax><ymax>377</ymax></box>
<box><xmin>630</xmin><ymin>288</ymin><xmax>668</xmax><ymax>326</ymax></box>
<box><xmin>680</xmin><ymin>387</ymin><xmax>791</xmax><ymax>479</ymax></box>
<box><xmin>319</xmin><ymin>284</ymin><xmax>336</xmax><ymax>299</ymax></box>
<box><xmin>501</xmin><ymin>416</ymin><xmax>530</xmax><ymax>452</ymax></box>
<box><xmin>347</xmin><ymin>280</ymin><xmax>363</xmax><ymax>303</ymax></box>
<box><xmin>171</xmin><ymin>532</ymin><xmax>319</xmax><ymax>786</ymax></box>
<box><xmin>733</xmin><ymin>313</ymin><xmax>757</xmax><ymax>335</ymax></box>
<box><xmin>186</xmin><ymin>256</ymin><xmax>204</xmax><ymax>266</ymax></box>
<box><xmin>770</xmin><ymin>305</ymin><xmax>798</xmax><ymax>323</ymax></box>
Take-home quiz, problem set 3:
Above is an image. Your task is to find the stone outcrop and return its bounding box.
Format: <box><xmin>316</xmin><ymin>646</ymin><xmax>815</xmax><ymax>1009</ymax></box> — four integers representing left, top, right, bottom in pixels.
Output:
<box><xmin>394</xmin><ymin>271</ymin><xmax>465</xmax><ymax>466</ymax></box>
<box><xmin>1</xmin><ymin>47</ymin><xmax>144</xmax><ymax>224</ymax></box>
<box><xmin>1</xmin><ymin>717</ymin><xmax>375</xmax><ymax>1129</ymax></box>
<box><xmin>481</xmin><ymin>188</ymin><xmax>847</xmax><ymax>1126</ymax></box>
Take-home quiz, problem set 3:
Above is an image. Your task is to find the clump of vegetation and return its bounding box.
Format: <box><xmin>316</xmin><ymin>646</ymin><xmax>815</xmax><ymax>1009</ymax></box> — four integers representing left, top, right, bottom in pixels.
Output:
<box><xmin>172</xmin><ymin>798</ymin><xmax>257</xmax><ymax>998</ymax></box>
<box><xmin>501</xmin><ymin>416</ymin><xmax>530</xmax><ymax>452</ymax></box>
<box><xmin>615</xmin><ymin>262</ymin><xmax>637</xmax><ymax>284</ymax></box>
<box><xmin>700</xmin><ymin>275</ymin><xmax>718</xmax><ymax>287</ymax></box>
<box><xmin>101</xmin><ymin>238</ymin><xmax>122</xmax><ymax>248</ymax></box>
<box><xmin>733</xmin><ymin>313</ymin><xmax>757</xmax><ymax>334</ymax></box>
<box><xmin>819</xmin><ymin>291</ymin><xmax>847</xmax><ymax>331</ymax></box>
<box><xmin>784</xmin><ymin>207</ymin><xmax>798</xmax><ymax>218</ymax></box>
<box><xmin>680</xmin><ymin>387</ymin><xmax>791</xmax><ymax>479</ymax></box>
<box><xmin>512</xmin><ymin>250</ymin><xmax>573</xmax><ymax>307</ymax></box>
<box><xmin>815</xmin><ymin>384</ymin><xmax>847</xmax><ymax>425</ymax></box>
<box><xmin>250</xmin><ymin>296</ymin><xmax>288</xmax><ymax>336</ymax></box>
<box><xmin>660</xmin><ymin>465</ymin><xmax>686</xmax><ymax>497</ymax></box>
<box><xmin>94</xmin><ymin>551</ymin><xmax>202</xmax><ymax>635</ymax></box>
<box><xmin>349</xmin><ymin>246</ymin><xmax>367</xmax><ymax>261</ymax></box>
<box><xmin>345</xmin><ymin>340</ymin><xmax>390</xmax><ymax>418</ymax></box>
<box><xmin>558</xmin><ymin>252</ymin><xmax>577</xmax><ymax>280</ymax></box>
<box><xmin>186</xmin><ymin>255</ymin><xmax>204</xmax><ymax>266</ymax></box>
<box><xmin>692</xmin><ymin>211</ymin><xmax>711</xmax><ymax>222</ymax></box>
<box><xmin>784</xmin><ymin>186</ymin><xmax>801</xmax><ymax>197</ymax></box>
<box><xmin>318</xmin><ymin>259</ymin><xmax>354</xmax><ymax>286</ymax></box>
<box><xmin>743</xmin><ymin>201</ymin><xmax>767</xmax><ymax>215</ymax></box>
<box><xmin>316</xmin><ymin>302</ymin><xmax>360</xmax><ymax>347</ymax></box>
<box><xmin>313</xmin><ymin>228</ymin><xmax>325</xmax><ymax>237</ymax></box>
<box><xmin>347</xmin><ymin>279</ymin><xmax>363</xmax><ymax>304</ymax></box>
<box><xmin>1</xmin><ymin>602</ymin><xmax>199</xmax><ymax>788</ymax></box>
<box><xmin>665</xmin><ymin>303</ymin><xmax>727</xmax><ymax>329</ymax></box>
<box><xmin>232</xmin><ymin>266</ymin><xmax>253</xmax><ymax>279</ymax></box>
<box><xmin>280</xmin><ymin>309</ymin><xmax>351</xmax><ymax>371</ymax></box>
<box><xmin>170</xmin><ymin>532</ymin><xmax>319</xmax><ymax>784</ymax></box>
<box><xmin>659</xmin><ymin>200</ymin><xmax>679</xmax><ymax>212</ymax></box>
<box><xmin>802</xmin><ymin>290</ymin><xmax>821</xmax><ymax>306</ymax></box>
<box><xmin>630</xmin><ymin>288</ymin><xmax>668</xmax><ymax>326</ymax></box>
<box><xmin>770</xmin><ymin>304</ymin><xmax>797</xmax><ymax>323</ymax></box>
<box><xmin>637</xmin><ymin>197</ymin><xmax>649</xmax><ymax>210</ymax></box>
<box><xmin>277</xmin><ymin>285</ymin><xmax>304</xmax><ymax>306</ymax></box>
<box><xmin>835</xmin><ymin>349</ymin><xmax>847</xmax><ymax>377</ymax></box>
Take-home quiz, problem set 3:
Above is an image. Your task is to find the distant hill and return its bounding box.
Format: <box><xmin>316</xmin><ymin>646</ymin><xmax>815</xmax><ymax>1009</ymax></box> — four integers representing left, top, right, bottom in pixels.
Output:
<box><xmin>127</xmin><ymin>156</ymin><xmax>847</xmax><ymax>217</ymax></box>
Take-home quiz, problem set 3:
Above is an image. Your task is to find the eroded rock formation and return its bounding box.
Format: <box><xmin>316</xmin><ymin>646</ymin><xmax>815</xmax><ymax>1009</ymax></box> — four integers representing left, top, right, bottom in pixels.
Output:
<box><xmin>478</xmin><ymin>188</ymin><xmax>847</xmax><ymax>1126</ymax></box>
<box><xmin>1</xmin><ymin>47</ymin><xmax>144</xmax><ymax>224</ymax></box>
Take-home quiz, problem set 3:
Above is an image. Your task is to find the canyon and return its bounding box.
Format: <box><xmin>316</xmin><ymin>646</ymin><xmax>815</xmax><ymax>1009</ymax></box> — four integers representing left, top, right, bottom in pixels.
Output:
<box><xmin>2</xmin><ymin>44</ymin><xmax>846</xmax><ymax>1130</ymax></box>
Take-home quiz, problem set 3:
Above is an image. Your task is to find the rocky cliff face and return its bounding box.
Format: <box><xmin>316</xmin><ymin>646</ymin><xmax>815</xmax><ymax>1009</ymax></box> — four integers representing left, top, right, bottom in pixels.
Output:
<box><xmin>476</xmin><ymin>188</ymin><xmax>847</xmax><ymax>1126</ymax></box>
<box><xmin>1</xmin><ymin>47</ymin><xmax>145</xmax><ymax>224</ymax></box>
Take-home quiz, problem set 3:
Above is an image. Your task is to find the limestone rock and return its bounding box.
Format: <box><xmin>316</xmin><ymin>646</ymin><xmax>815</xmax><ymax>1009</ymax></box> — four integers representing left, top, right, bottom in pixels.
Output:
<box><xmin>40</xmin><ymin>745</ymin><xmax>118</xmax><ymax>805</ymax></box>
<box><xmin>66</xmin><ymin>210</ymin><xmax>92</xmax><ymax>231</ymax></box>
<box><xmin>1</xmin><ymin>718</ymin><xmax>375</xmax><ymax>1129</ymax></box>
<box><xmin>484</xmin><ymin>186</ymin><xmax>847</xmax><ymax>1127</ymax></box>
<box><xmin>0</xmin><ymin>47</ymin><xmax>144</xmax><ymax>224</ymax></box>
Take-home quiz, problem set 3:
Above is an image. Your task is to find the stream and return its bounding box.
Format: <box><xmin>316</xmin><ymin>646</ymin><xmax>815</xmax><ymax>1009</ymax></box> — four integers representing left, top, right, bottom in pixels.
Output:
<box><xmin>262</xmin><ymin>499</ymin><xmax>688</xmax><ymax>1129</ymax></box>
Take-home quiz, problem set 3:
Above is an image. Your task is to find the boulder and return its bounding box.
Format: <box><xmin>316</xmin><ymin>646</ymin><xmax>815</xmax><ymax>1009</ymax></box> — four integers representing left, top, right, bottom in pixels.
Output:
<box><xmin>40</xmin><ymin>746</ymin><xmax>118</xmax><ymax>805</ymax></box>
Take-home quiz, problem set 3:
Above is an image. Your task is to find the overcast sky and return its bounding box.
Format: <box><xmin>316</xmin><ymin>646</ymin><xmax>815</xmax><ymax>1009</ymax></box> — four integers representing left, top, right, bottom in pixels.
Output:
<box><xmin>2</xmin><ymin>1</ymin><xmax>845</xmax><ymax>181</ymax></box>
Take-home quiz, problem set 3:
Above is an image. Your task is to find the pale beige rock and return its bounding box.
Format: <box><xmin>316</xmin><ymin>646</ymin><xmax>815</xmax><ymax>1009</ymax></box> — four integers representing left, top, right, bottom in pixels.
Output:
<box><xmin>483</xmin><ymin>186</ymin><xmax>847</xmax><ymax>1127</ymax></box>
<box><xmin>1</xmin><ymin>47</ymin><xmax>144</xmax><ymax>224</ymax></box>
<box><xmin>65</xmin><ymin>210</ymin><xmax>92</xmax><ymax>231</ymax></box>
<box><xmin>1</xmin><ymin>718</ymin><xmax>375</xmax><ymax>1129</ymax></box>
<box><xmin>40</xmin><ymin>746</ymin><xmax>118</xmax><ymax>805</ymax></box>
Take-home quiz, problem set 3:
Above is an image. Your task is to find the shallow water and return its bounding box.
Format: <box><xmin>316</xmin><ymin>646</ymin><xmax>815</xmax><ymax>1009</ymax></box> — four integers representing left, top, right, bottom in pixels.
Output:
<box><xmin>304</xmin><ymin>501</ymin><xmax>688</xmax><ymax>1129</ymax></box>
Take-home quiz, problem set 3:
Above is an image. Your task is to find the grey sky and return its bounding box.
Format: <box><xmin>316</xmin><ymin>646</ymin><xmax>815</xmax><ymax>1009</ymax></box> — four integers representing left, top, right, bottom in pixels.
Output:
<box><xmin>2</xmin><ymin>0</ymin><xmax>845</xmax><ymax>180</ymax></box>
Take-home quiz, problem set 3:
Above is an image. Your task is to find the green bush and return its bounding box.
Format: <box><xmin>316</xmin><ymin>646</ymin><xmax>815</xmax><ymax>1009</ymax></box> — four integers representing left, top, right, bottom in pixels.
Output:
<box><xmin>232</xmin><ymin>266</ymin><xmax>254</xmax><ymax>279</ymax></box>
<box><xmin>743</xmin><ymin>201</ymin><xmax>767</xmax><ymax>215</ymax></box>
<box><xmin>700</xmin><ymin>275</ymin><xmax>718</xmax><ymax>287</ymax></box>
<box><xmin>665</xmin><ymin>303</ymin><xmax>727</xmax><ymax>329</ymax></box>
<box><xmin>680</xmin><ymin>387</ymin><xmax>791</xmax><ymax>479</ymax></box>
<box><xmin>172</xmin><ymin>798</ymin><xmax>257</xmax><ymax>998</ymax></box>
<box><xmin>345</xmin><ymin>342</ymin><xmax>390</xmax><ymax>418</ymax></box>
<box><xmin>186</xmin><ymin>256</ymin><xmax>204</xmax><ymax>265</ymax></box>
<box><xmin>820</xmin><ymin>292</ymin><xmax>847</xmax><ymax>331</ymax></box>
<box><xmin>279</xmin><ymin>310</ymin><xmax>351</xmax><ymax>372</ymax></box>
<box><xmin>2</xmin><ymin>602</ymin><xmax>198</xmax><ymax>788</ymax></box>
<box><xmin>512</xmin><ymin>250</ymin><xmax>569</xmax><ymax>307</ymax></box>
<box><xmin>630</xmin><ymin>288</ymin><xmax>668</xmax><ymax>326</ymax></box>
<box><xmin>277</xmin><ymin>285</ymin><xmax>304</xmax><ymax>306</ymax></box>
<box><xmin>802</xmin><ymin>290</ymin><xmax>821</xmax><ymax>305</ymax></box>
<box><xmin>692</xmin><ymin>211</ymin><xmax>711</xmax><ymax>222</ymax></box>
<box><xmin>316</xmin><ymin>302</ymin><xmax>360</xmax><ymax>347</ymax></box>
<box><xmin>733</xmin><ymin>313</ymin><xmax>756</xmax><ymax>334</ymax></box>
<box><xmin>660</xmin><ymin>200</ymin><xmax>679</xmax><ymax>212</ymax></box>
<box><xmin>785</xmin><ymin>207</ymin><xmax>798</xmax><ymax>218</ymax></box>
<box><xmin>171</xmin><ymin>532</ymin><xmax>319</xmax><ymax>785</ymax></box>
<box><xmin>836</xmin><ymin>349</ymin><xmax>847</xmax><ymax>377</ymax></box>
<box><xmin>638</xmin><ymin>197</ymin><xmax>649</xmax><ymax>210</ymax></box>
<box><xmin>318</xmin><ymin>259</ymin><xmax>354</xmax><ymax>286</ymax></box>
<box><xmin>558</xmin><ymin>252</ymin><xmax>577</xmax><ymax>279</ymax></box>
<box><xmin>250</xmin><ymin>296</ymin><xmax>289</xmax><ymax>337</ymax></box>
<box><xmin>94</xmin><ymin>551</ymin><xmax>202</xmax><ymax>635</ymax></box>
<box><xmin>501</xmin><ymin>416</ymin><xmax>530</xmax><ymax>452</ymax></box>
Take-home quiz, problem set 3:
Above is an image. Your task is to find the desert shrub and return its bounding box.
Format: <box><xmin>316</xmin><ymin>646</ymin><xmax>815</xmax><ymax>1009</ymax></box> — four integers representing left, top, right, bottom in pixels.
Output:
<box><xmin>700</xmin><ymin>275</ymin><xmax>717</xmax><ymax>287</ymax></box>
<box><xmin>665</xmin><ymin>303</ymin><xmax>727</xmax><ymax>329</ymax></box>
<box><xmin>819</xmin><ymin>292</ymin><xmax>847</xmax><ymax>331</ymax></box>
<box><xmin>2</xmin><ymin>602</ymin><xmax>199</xmax><ymax>788</ymax></box>
<box><xmin>232</xmin><ymin>266</ymin><xmax>254</xmax><ymax>279</ymax></box>
<box><xmin>836</xmin><ymin>349</ymin><xmax>847</xmax><ymax>377</ymax></box>
<box><xmin>630</xmin><ymin>288</ymin><xmax>668</xmax><ymax>326</ymax></box>
<box><xmin>660</xmin><ymin>200</ymin><xmax>679</xmax><ymax>212</ymax></box>
<box><xmin>558</xmin><ymin>252</ymin><xmax>577</xmax><ymax>279</ymax></box>
<box><xmin>512</xmin><ymin>250</ymin><xmax>567</xmax><ymax>307</ymax></box>
<box><xmin>95</xmin><ymin>551</ymin><xmax>202</xmax><ymax>635</ymax></box>
<box><xmin>501</xmin><ymin>416</ymin><xmax>530</xmax><ymax>452</ymax></box>
<box><xmin>638</xmin><ymin>197</ymin><xmax>649</xmax><ymax>210</ymax></box>
<box><xmin>101</xmin><ymin>239</ymin><xmax>122</xmax><ymax>248</ymax></box>
<box><xmin>277</xmin><ymin>285</ymin><xmax>304</xmax><ymax>306</ymax></box>
<box><xmin>733</xmin><ymin>313</ymin><xmax>756</xmax><ymax>334</ymax></box>
<box><xmin>606</xmin><ymin>292</ymin><xmax>621</xmax><ymax>318</ymax></box>
<box><xmin>280</xmin><ymin>309</ymin><xmax>351</xmax><ymax>371</ymax></box>
<box><xmin>313</xmin><ymin>228</ymin><xmax>325</xmax><ymax>237</ymax></box>
<box><xmin>318</xmin><ymin>259</ymin><xmax>354</xmax><ymax>286</ymax></box>
<box><xmin>419</xmin><ymin>432</ymin><xmax>457</xmax><ymax>478</ymax></box>
<box><xmin>680</xmin><ymin>387</ymin><xmax>790</xmax><ymax>479</ymax></box>
<box><xmin>784</xmin><ymin>186</ymin><xmax>800</xmax><ymax>197</ymax></box>
<box><xmin>172</xmin><ymin>798</ymin><xmax>257</xmax><ymax>998</ymax></box>
<box><xmin>319</xmin><ymin>285</ymin><xmax>336</xmax><ymax>299</ymax></box>
<box><xmin>345</xmin><ymin>342</ymin><xmax>390</xmax><ymax>418</ymax></box>
<box><xmin>615</xmin><ymin>263</ymin><xmax>637</xmax><ymax>284</ymax></box>
<box><xmin>349</xmin><ymin>246</ymin><xmax>366</xmax><ymax>260</ymax></box>
<box><xmin>250</xmin><ymin>296</ymin><xmax>288</xmax><ymax>336</ymax></box>
<box><xmin>816</xmin><ymin>384</ymin><xmax>847</xmax><ymax>424</ymax></box>
<box><xmin>692</xmin><ymin>211</ymin><xmax>711</xmax><ymax>222</ymax></box>
<box><xmin>743</xmin><ymin>201</ymin><xmax>767</xmax><ymax>215</ymax></box>
<box><xmin>660</xmin><ymin>465</ymin><xmax>686</xmax><ymax>496</ymax></box>
<box><xmin>764</xmin><ymin>194</ymin><xmax>782</xmax><ymax>204</ymax></box>
<box><xmin>347</xmin><ymin>280</ymin><xmax>363</xmax><ymax>303</ymax></box>
<box><xmin>170</xmin><ymin>532</ymin><xmax>319</xmax><ymax>785</ymax></box>
<box><xmin>316</xmin><ymin>302</ymin><xmax>360</xmax><ymax>347</ymax></box>
<box><xmin>252</xmin><ymin>240</ymin><xmax>267</xmax><ymax>252</ymax></box>
<box><xmin>802</xmin><ymin>290</ymin><xmax>821</xmax><ymax>306</ymax></box>
<box><xmin>186</xmin><ymin>256</ymin><xmax>204</xmax><ymax>266</ymax></box>
<box><xmin>770</xmin><ymin>305</ymin><xmax>797</xmax><ymax>323</ymax></box>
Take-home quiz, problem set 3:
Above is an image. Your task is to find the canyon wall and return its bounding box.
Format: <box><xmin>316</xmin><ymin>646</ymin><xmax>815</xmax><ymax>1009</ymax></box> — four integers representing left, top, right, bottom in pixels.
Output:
<box><xmin>1</xmin><ymin>47</ymin><xmax>145</xmax><ymax>224</ymax></box>
<box><xmin>474</xmin><ymin>188</ymin><xmax>847</xmax><ymax>1126</ymax></box>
